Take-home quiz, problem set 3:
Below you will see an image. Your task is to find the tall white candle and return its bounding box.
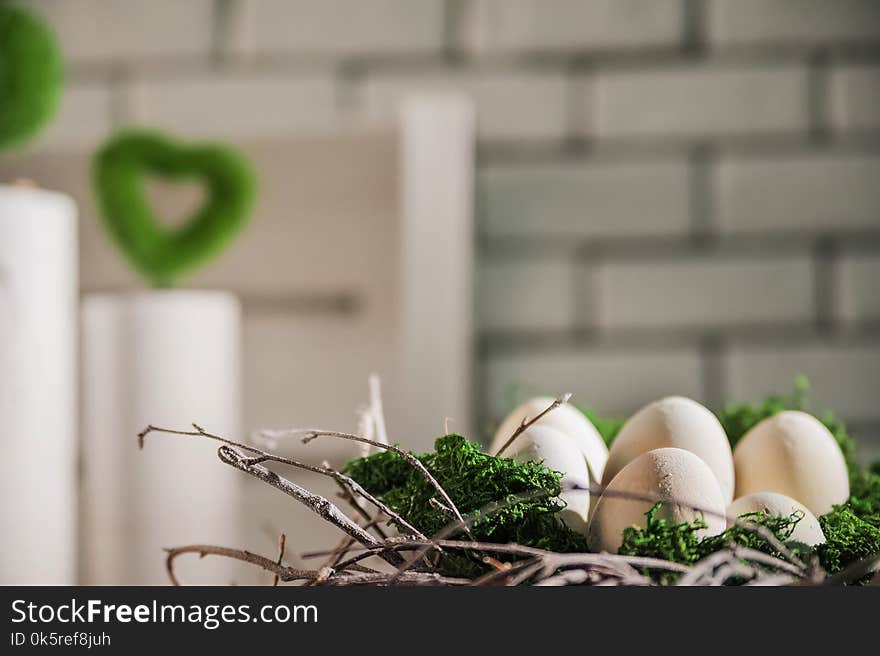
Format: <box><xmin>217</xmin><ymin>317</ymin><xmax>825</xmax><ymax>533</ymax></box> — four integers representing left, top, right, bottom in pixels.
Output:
<box><xmin>0</xmin><ymin>184</ymin><xmax>77</xmax><ymax>585</ymax></box>
<box><xmin>81</xmin><ymin>290</ymin><xmax>242</xmax><ymax>585</ymax></box>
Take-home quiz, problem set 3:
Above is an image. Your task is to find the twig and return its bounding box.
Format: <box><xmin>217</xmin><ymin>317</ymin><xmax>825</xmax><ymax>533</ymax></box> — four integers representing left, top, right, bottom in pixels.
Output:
<box><xmin>731</xmin><ymin>546</ymin><xmax>805</xmax><ymax>577</ymax></box>
<box><xmin>216</xmin><ymin>446</ymin><xmax>404</xmax><ymax>566</ymax></box>
<box><xmin>164</xmin><ymin>544</ymin><xmax>460</xmax><ymax>586</ymax></box>
<box><xmin>307</xmin><ymin>538</ymin><xmax>693</xmax><ymax>577</ymax></box>
<box><xmin>493</xmin><ymin>393</ymin><xmax>572</xmax><ymax>457</ymax></box>
<box><xmin>138</xmin><ymin>423</ymin><xmax>425</xmax><ymax>540</ymax></box>
<box><xmin>272</xmin><ymin>534</ymin><xmax>286</xmax><ymax>586</ymax></box>
<box><xmin>165</xmin><ymin>544</ymin><xmax>319</xmax><ymax>586</ymax></box>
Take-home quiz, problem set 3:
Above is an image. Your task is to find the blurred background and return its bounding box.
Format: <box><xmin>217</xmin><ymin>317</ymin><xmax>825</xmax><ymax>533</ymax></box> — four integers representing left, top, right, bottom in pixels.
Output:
<box><xmin>2</xmin><ymin>0</ymin><xmax>880</xmax><ymax>581</ymax></box>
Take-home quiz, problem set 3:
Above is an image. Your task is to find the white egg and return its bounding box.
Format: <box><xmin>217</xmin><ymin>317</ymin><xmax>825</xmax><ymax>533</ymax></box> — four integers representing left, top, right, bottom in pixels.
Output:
<box><xmin>727</xmin><ymin>491</ymin><xmax>825</xmax><ymax>546</ymax></box>
<box><xmin>588</xmin><ymin>447</ymin><xmax>726</xmax><ymax>553</ymax></box>
<box><xmin>733</xmin><ymin>410</ymin><xmax>849</xmax><ymax>516</ymax></box>
<box><xmin>602</xmin><ymin>396</ymin><xmax>734</xmax><ymax>504</ymax></box>
<box><xmin>490</xmin><ymin>396</ymin><xmax>608</xmax><ymax>484</ymax></box>
<box><xmin>509</xmin><ymin>426</ymin><xmax>591</xmax><ymax>535</ymax></box>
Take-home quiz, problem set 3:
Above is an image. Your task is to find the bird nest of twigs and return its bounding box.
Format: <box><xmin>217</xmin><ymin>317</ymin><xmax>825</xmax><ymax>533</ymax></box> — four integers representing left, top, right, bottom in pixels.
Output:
<box><xmin>138</xmin><ymin>382</ymin><xmax>880</xmax><ymax>587</ymax></box>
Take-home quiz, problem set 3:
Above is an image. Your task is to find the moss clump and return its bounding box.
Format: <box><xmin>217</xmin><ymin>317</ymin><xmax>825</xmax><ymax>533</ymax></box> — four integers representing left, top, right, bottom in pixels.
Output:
<box><xmin>716</xmin><ymin>376</ymin><xmax>858</xmax><ymax>475</ymax></box>
<box><xmin>0</xmin><ymin>5</ymin><xmax>62</xmax><ymax>150</ymax></box>
<box><xmin>93</xmin><ymin>129</ymin><xmax>256</xmax><ymax>288</ymax></box>
<box><xmin>848</xmin><ymin>470</ymin><xmax>880</xmax><ymax>530</ymax></box>
<box><xmin>344</xmin><ymin>434</ymin><xmax>587</xmax><ymax>577</ymax></box>
<box><xmin>618</xmin><ymin>504</ymin><xmax>806</xmax><ymax>584</ymax></box>
<box><xmin>816</xmin><ymin>506</ymin><xmax>880</xmax><ymax>578</ymax></box>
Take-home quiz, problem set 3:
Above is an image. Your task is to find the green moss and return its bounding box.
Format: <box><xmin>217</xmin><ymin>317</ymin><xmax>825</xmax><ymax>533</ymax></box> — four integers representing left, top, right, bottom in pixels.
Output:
<box><xmin>848</xmin><ymin>470</ymin><xmax>880</xmax><ymax>530</ymax></box>
<box><xmin>0</xmin><ymin>4</ymin><xmax>62</xmax><ymax>150</ymax></box>
<box><xmin>344</xmin><ymin>434</ymin><xmax>588</xmax><ymax>577</ymax></box>
<box><xmin>618</xmin><ymin>504</ymin><xmax>806</xmax><ymax>584</ymax></box>
<box><xmin>817</xmin><ymin>506</ymin><xmax>880</xmax><ymax>580</ymax></box>
<box><xmin>92</xmin><ymin>129</ymin><xmax>256</xmax><ymax>288</ymax></box>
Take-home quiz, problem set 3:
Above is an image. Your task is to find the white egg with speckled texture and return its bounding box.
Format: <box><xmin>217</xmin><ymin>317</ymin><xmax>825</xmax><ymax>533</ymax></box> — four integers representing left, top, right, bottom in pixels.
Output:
<box><xmin>509</xmin><ymin>426</ymin><xmax>591</xmax><ymax>535</ymax></box>
<box><xmin>588</xmin><ymin>447</ymin><xmax>726</xmax><ymax>553</ymax></box>
<box><xmin>490</xmin><ymin>397</ymin><xmax>608</xmax><ymax>485</ymax></box>
<box><xmin>602</xmin><ymin>396</ymin><xmax>735</xmax><ymax>504</ymax></box>
<box><xmin>733</xmin><ymin>411</ymin><xmax>849</xmax><ymax>516</ymax></box>
<box><xmin>727</xmin><ymin>491</ymin><xmax>825</xmax><ymax>546</ymax></box>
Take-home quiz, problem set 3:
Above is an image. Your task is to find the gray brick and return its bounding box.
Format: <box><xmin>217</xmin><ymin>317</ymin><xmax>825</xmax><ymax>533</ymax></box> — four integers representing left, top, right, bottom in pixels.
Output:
<box><xmin>708</xmin><ymin>0</ymin><xmax>880</xmax><ymax>47</ymax></box>
<box><xmin>838</xmin><ymin>253</ymin><xmax>880</xmax><ymax>322</ymax></box>
<box><xmin>25</xmin><ymin>0</ymin><xmax>214</xmax><ymax>63</ymax></box>
<box><xmin>830</xmin><ymin>65</ymin><xmax>880</xmax><ymax>133</ymax></box>
<box><xmin>481</xmin><ymin>160</ymin><xmax>691</xmax><ymax>240</ymax></box>
<box><xmin>478</xmin><ymin>256</ymin><xmax>576</xmax><ymax>333</ymax></box>
<box><xmin>590</xmin><ymin>64</ymin><xmax>809</xmax><ymax>140</ymax></box>
<box><xmin>231</xmin><ymin>0</ymin><xmax>445</xmax><ymax>58</ymax></box>
<box><xmin>716</xmin><ymin>152</ymin><xmax>880</xmax><ymax>234</ymax></box>
<box><xmin>459</xmin><ymin>0</ymin><xmax>683</xmax><ymax>53</ymax></box>
<box><xmin>361</xmin><ymin>70</ymin><xmax>568</xmax><ymax>142</ymax></box>
<box><xmin>485</xmin><ymin>347</ymin><xmax>704</xmax><ymax>420</ymax></box>
<box><xmin>596</xmin><ymin>254</ymin><xmax>815</xmax><ymax>330</ymax></box>
<box><xmin>724</xmin><ymin>342</ymin><xmax>880</xmax><ymax>423</ymax></box>
<box><xmin>126</xmin><ymin>72</ymin><xmax>338</xmax><ymax>139</ymax></box>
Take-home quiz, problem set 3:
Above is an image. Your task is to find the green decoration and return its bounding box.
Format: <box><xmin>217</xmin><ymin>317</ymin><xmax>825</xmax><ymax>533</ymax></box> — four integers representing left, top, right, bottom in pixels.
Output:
<box><xmin>0</xmin><ymin>4</ymin><xmax>62</xmax><ymax>150</ymax></box>
<box><xmin>93</xmin><ymin>129</ymin><xmax>256</xmax><ymax>287</ymax></box>
<box><xmin>344</xmin><ymin>434</ymin><xmax>588</xmax><ymax>577</ymax></box>
<box><xmin>817</xmin><ymin>506</ymin><xmax>880</xmax><ymax>577</ymax></box>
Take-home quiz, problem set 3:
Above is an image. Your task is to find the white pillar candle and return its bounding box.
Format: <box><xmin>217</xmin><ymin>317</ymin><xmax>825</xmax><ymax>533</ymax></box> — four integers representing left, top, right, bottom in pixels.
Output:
<box><xmin>81</xmin><ymin>290</ymin><xmax>242</xmax><ymax>585</ymax></box>
<box><xmin>0</xmin><ymin>184</ymin><xmax>77</xmax><ymax>585</ymax></box>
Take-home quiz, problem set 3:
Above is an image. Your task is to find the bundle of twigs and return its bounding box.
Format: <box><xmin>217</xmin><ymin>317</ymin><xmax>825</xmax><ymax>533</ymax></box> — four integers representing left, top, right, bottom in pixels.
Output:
<box><xmin>139</xmin><ymin>388</ymin><xmax>880</xmax><ymax>587</ymax></box>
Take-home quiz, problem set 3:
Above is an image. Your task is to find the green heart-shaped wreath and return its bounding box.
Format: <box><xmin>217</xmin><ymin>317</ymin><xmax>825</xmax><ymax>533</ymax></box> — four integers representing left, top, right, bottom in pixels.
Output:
<box><xmin>0</xmin><ymin>4</ymin><xmax>63</xmax><ymax>150</ymax></box>
<box><xmin>93</xmin><ymin>130</ymin><xmax>257</xmax><ymax>288</ymax></box>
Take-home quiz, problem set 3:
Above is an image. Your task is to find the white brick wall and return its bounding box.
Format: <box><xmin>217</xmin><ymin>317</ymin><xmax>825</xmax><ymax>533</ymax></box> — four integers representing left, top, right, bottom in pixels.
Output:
<box><xmin>459</xmin><ymin>0</ymin><xmax>683</xmax><ymax>53</ymax></box>
<box><xmin>589</xmin><ymin>64</ymin><xmax>809</xmax><ymax>140</ymax></box>
<box><xmin>9</xmin><ymin>1</ymin><xmax>880</xmax><ymax>455</ymax></box>
<box><xmin>361</xmin><ymin>70</ymin><xmax>568</xmax><ymax>142</ymax></box>
<box><xmin>25</xmin><ymin>0</ymin><xmax>215</xmax><ymax>63</ymax></box>
<box><xmin>595</xmin><ymin>254</ymin><xmax>815</xmax><ymax>330</ymax></box>
<box><xmin>231</xmin><ymin>0</ymin><xmax>445</xmax><ymax>58</ymax></box>
<box><xmin>838</xmin><ymin>254</ymin><xmax>880</xmax><ymax>322</ymax></box>
<box><xmin>480</xmin><ymin>160</ymin><xmax>691</xmax><ymax>240</ymax></box>
<box><xmin>830</xmin><ymin>65</ymin><xmax>880</xmax><ymax>133</ymax></box>
<box><xmin>716</xmin><ymin>152</ymin><xmax>880</xmax><ymax>234</ymax></box>
<box><xmin>478</xmin><ymin>256</ymin><xmax>576</xmax><ymax>333</ymax></box>
<box><xmin>125</xmin><ymin>72</ymin><xmax>339</xmax><ymax>139</ymax></box>
<box><xmin>485</xmin><ymin>346</ymin><xmax>704</xmax><ymax>419</ymax></box>
<box><xmin>708</xmin><ymin>0</ymin><xmax>880</xmax><ymax>47</ymax></box>
<box><xmin>724</xmin><ymin>342</ymin><xmax>880</xmax><ymax>423</ymax></box>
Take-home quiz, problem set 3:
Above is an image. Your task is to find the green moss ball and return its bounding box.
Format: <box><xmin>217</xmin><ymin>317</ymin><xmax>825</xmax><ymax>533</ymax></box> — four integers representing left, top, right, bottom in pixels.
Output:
<box><xmin>0</xmin><ymin>5</ymin><xmax>63</xmax><ymax>150</ymax></box>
